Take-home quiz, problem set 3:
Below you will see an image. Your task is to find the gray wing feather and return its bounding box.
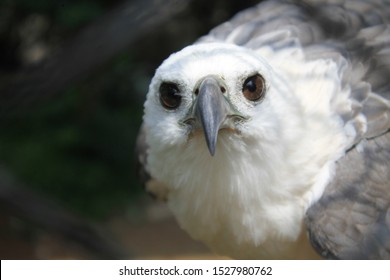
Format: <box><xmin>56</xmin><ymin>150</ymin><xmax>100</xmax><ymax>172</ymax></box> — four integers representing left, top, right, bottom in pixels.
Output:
<box><xmin>305</xmin><ymin>133</ymin><xmax>390</xmax><ymax>259</ymax></box>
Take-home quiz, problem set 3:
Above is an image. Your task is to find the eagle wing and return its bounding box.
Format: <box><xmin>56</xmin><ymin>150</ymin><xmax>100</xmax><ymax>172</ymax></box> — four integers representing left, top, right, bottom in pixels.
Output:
<box><xmin>305</xmin><ymin>132</ymin><xmax>390</xmax><ymax>259</ymax></box>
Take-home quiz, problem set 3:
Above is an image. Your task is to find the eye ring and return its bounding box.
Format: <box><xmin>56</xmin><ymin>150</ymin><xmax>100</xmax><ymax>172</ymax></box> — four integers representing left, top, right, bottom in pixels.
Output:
<box><xmin>159</xmin><ymin>82</ymin><xmax>182</xmax><ymax>110</ymax></box>
<box><xmin>242</xmin><ymin>74</ymin><xmax>266</xmax><ymax>102</ymax></box>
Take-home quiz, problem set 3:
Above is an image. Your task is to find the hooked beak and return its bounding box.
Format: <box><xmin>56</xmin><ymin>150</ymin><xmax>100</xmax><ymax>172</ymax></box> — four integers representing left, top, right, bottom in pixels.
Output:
<box><xmin>193</xmin><ymin>76</ymin><xmax>234</xmax><ymax>156</ymax></box>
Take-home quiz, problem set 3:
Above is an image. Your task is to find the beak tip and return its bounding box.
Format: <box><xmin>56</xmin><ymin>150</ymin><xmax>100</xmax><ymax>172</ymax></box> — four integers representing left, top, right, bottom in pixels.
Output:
<box><xmin>204</xmin><ymin>128</ymin><xmax>217</xmax><ymax>156</ymax></box>
<box><xmin>208</xmin><ymin>146</ymin><xmax>216</xmax><ymax>157</ymax></box>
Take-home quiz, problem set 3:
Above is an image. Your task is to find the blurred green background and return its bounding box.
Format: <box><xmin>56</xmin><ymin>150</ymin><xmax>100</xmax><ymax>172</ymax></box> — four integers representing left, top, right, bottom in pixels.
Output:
<box><xmin>0</xmin><ymin>0</ymin><xmax>259</xmax><ymax>259</ymax></box>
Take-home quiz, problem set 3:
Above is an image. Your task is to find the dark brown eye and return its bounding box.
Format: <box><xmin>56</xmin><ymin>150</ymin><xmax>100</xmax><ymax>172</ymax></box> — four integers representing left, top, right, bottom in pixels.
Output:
<box><xmin>242</xmin><ymin>74</ymin><xmax>265</xmax><ymax>102</ymax></box>
<box><xmin>159</xmin><ymin>82</ymin><xmax>181</xmax><ymax>109</ymax></box>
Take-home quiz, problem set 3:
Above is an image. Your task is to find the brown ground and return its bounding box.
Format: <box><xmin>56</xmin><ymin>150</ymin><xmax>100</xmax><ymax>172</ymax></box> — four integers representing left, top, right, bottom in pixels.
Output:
<box><xmin>0</xmin><ymin>197</ymin><xmax>228</xmax><ymax>260</ymax></box>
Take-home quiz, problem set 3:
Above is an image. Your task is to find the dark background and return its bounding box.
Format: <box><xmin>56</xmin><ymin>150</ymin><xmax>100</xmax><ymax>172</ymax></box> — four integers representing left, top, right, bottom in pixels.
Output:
<box><xmin>0</xmin><ymin>0</ymin><xmax>259</xmax><ymax>259</ymax></box>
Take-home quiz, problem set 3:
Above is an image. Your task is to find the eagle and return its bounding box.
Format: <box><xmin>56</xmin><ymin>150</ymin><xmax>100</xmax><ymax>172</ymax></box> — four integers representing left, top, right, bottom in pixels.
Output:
<box><xmin>136</xmin><ymin>0</ymin><xmax>390</xmax><ymax>259</ymax></box>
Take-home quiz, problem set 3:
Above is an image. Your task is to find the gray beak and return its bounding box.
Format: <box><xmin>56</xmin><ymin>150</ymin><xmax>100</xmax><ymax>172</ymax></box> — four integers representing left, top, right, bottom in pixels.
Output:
<box><xmin>195</xmin><ymin>76</ymin><xmax>231</xmax><ymax>156</ymax></box>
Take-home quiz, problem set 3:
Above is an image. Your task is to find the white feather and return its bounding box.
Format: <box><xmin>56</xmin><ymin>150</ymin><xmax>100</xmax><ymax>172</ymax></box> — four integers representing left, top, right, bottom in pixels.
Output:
<box><xmin>143</xmin><ymin>42</ymin><xmax>351</xmax><ymax>259</ymax></box>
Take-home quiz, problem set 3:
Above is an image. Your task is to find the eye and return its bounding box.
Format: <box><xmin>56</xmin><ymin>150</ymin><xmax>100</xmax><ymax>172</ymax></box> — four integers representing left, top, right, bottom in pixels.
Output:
<box><xmin>242</xmin><ymin>74</ymin><xmax>266</xmax><ymax>102</ymax></box>
<box><xmin>159</xmin><ymin>82</ymin><xmax>181</xmax><ymax>109</ymax></box>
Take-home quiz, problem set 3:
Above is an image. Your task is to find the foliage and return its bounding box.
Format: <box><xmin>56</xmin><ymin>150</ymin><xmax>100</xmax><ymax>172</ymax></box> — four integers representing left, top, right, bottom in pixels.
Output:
<box><xmin>0</xmin><ymin>53</ymin><xmax>146</xmax><ymax>218</ymax></box>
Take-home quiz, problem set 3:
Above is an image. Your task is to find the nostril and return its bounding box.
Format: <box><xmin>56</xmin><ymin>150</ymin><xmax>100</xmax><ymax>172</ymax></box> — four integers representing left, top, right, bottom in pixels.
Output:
<box><xmin>194</xmin><ymin>88</ymin><xmax>199</xmax><ymax>95</ymax></box>
<box><xmin>220</xmin><ymin>86</ymin><xmax>226</xmax><ymax>93</ymax></box>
